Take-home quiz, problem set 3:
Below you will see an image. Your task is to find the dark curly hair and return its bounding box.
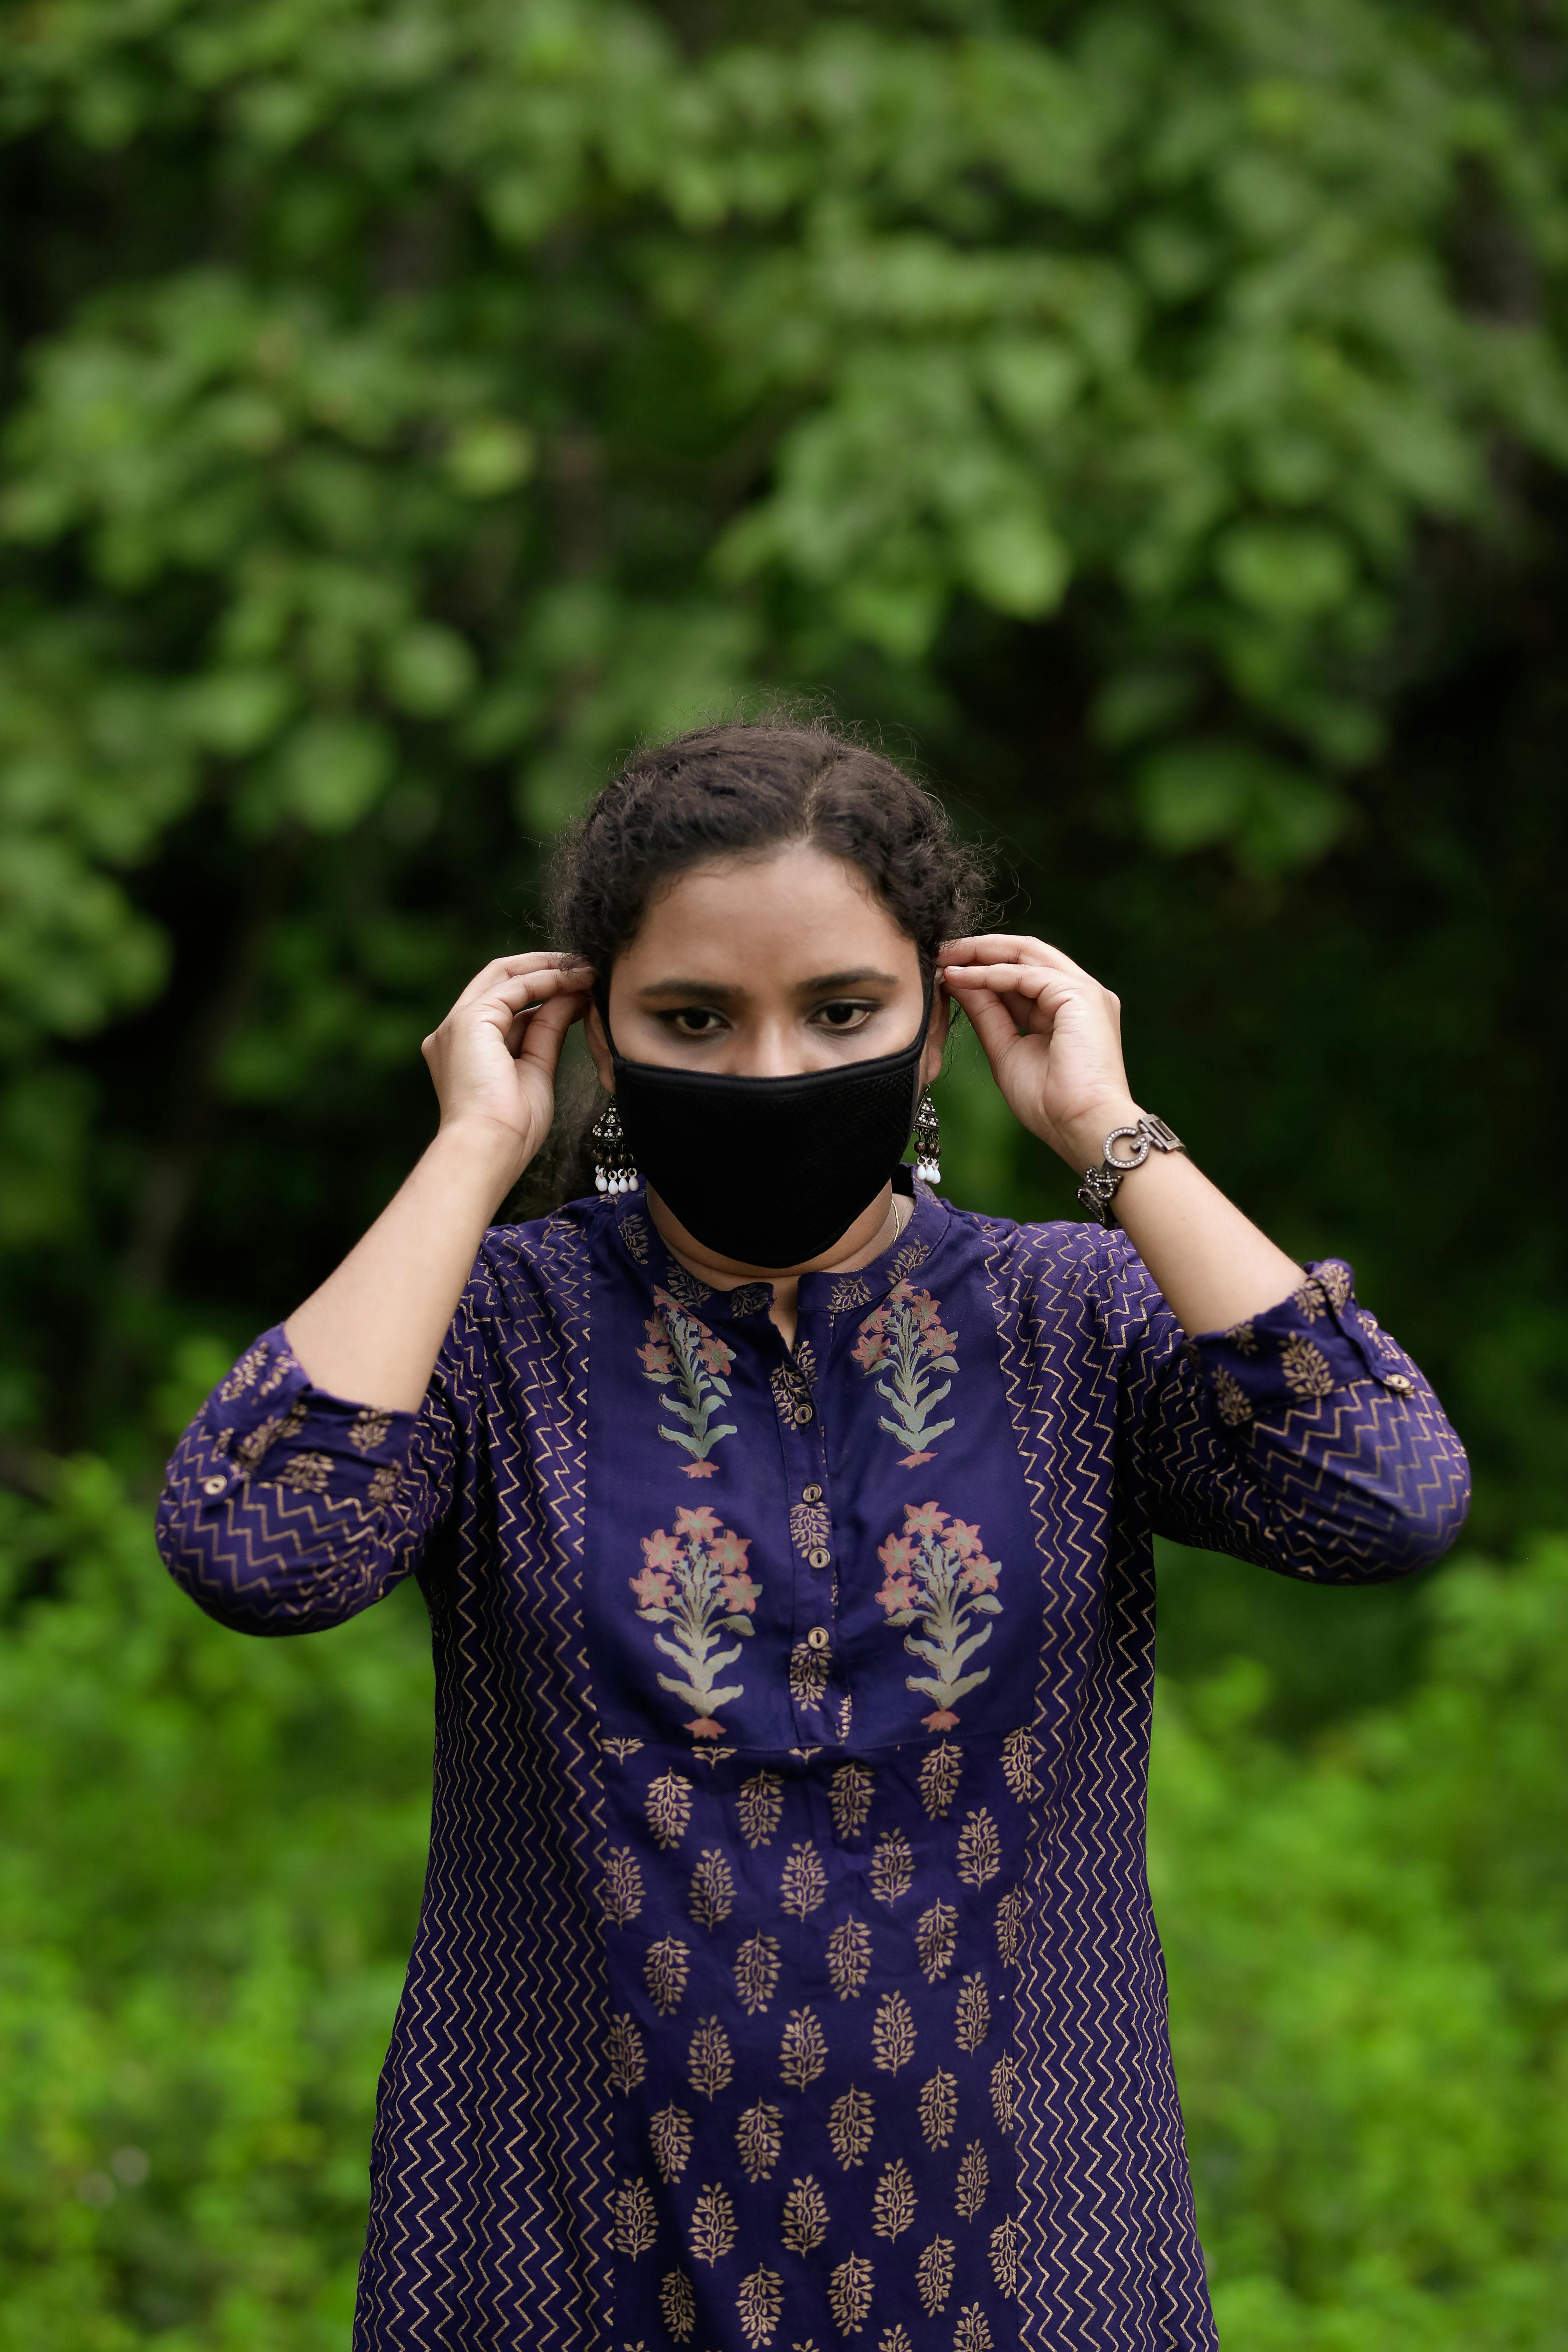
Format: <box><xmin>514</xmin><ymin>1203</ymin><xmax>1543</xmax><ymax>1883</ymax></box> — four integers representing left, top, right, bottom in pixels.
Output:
<box><xmin>533</xmin><ymin>715</ymin><xmax>991</xmax><ymax>1205</ymax></box>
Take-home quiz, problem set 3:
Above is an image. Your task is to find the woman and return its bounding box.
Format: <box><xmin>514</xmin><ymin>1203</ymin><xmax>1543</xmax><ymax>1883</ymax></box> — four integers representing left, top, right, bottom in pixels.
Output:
<box><xmin>159</xmin><ymin>720</ymin><xmax>1469</xmax><ymax>2352</ymax></box>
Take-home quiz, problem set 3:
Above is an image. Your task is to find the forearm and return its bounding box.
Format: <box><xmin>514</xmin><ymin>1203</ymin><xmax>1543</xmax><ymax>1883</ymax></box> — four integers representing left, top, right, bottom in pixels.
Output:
<box><xmin>1059</xmin><ymin>1103</ymin><xmax>1302</xmax><ymax>1337</ymax></box>
<box><xmin>284</xmin><ymin>1118</ymin><xmax>521</xmax><ymax>1410</ymax></box>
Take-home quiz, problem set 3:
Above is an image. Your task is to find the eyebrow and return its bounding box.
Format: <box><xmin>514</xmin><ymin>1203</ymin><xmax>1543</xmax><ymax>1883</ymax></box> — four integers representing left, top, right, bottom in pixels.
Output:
<box><xmin>800</xmin><ymin>969</ymin><xmax>901</xmax><ymax>991</ymax></box>
<box><xmin>637</xmin><ymin>969</ymin><xmax>902</xmax><ymax>999</ymax></box>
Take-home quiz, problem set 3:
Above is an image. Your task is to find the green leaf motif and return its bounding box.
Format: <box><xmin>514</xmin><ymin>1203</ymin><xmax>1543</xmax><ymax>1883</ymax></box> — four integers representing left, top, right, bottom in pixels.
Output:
<box><xmin>639</xmin><ymin>1293</ymin><xmax>740</xmax><ymax>1475</ymax></box>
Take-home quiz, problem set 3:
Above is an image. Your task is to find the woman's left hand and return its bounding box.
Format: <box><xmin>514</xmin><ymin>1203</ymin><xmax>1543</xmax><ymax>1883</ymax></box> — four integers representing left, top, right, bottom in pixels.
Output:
<box><xmin>941</xmin><ymin>933</ymin><xmax>1308</xmax><ymax>1332</ymax></box>
<box><xmin>939</xmin><ymin>934</ymin><xmax>1140</xmax><ymax>1174</ymax></box>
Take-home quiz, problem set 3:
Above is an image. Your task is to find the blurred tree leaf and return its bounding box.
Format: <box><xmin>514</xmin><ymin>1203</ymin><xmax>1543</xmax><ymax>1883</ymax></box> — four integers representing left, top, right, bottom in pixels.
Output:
<box><xmin>1137</xmin><ymin>738</ymin><xmax>1347</xmax><ymax>874</ymax></box>
<box><xmin>1156</xmin><ymin>1535</ymin><xmax>1568</xmax><ymax>2345</ymax></box>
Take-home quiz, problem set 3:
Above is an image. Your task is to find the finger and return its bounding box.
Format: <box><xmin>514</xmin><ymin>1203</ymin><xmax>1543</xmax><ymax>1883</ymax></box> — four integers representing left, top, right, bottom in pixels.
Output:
<box><xmin>492</xmin><ymin>964</ymin><xmax>594</xmax><ymax>1003</ymax></box>
<box><xmin>471</xmin><ymin>965</ymin><xmax>595</xmax><ymax>1032</ymax></box>
<box><xmin>449</xmin><ymin>952</ymin><xmax>594</xmax><ymax>1016</ymax></box>
<box><xmin>940</xmin><ymin>935</ymin><xmax>1097</xmax><ymax>985</ymax></box>
<box><xmin>959</xmin><ymin>978</ymin><xmax>1031</xmax><ymax>1067</ymax></box>
<box><xmin>940</xmin><ymin>962</ymin><xmax>1072</xmax><ymax>1002</ymax></box>
<box><xmin>502</xmin><ymin>974</ymin><xmax>593</xmax><ymax>1053</ymax></box>
<box><xmin>939</xmin><ymin>934</ymin><xmax>1056</xmax><ymax>965</ymax></box>
<box><xmin>512</xmin><ymin>988</ymin><xmax>579</xmax><ymax>1079</ymax></box>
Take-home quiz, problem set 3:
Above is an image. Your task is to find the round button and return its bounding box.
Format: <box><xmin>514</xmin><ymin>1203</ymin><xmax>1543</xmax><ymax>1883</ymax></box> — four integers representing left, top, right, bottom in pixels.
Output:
<box><xmin>805</xmin><ymin>1625</ymin><xmax>830</xmax><ymax>1652</ymax></box>
<box><xmin>807</xmin><ymin>1546</ymin><xmax>832</xmax><ymax>1571</ymax></box>
<box><xmin>793</xmin><ymin>1402</ymin><xmax>814</xmax><ymax>1426</ymax></box>
<box><xmin>802</xmin><ymin>1483</ymin><xmax>822</xmax><ymax>1504</ymax></box>
<box><xmin>202</xmin><ymin>1474</ymin><xmax>227</xmax><ymax>1498</ymax></box>
<box><xmin>1384</xmin><ymin>1372</ymin><xmax>1413</xmax><ymax>1394</ymax></box>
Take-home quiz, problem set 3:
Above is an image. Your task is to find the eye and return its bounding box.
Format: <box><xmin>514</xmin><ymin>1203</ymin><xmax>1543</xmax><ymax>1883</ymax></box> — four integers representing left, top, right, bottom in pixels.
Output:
<box><xmin>812</xmin><ymin>1000</ymin><xmax>875</xmax><ymax>1031</ymax></box>
<box><xmin>662</xmin><ymin>1007</ymin><xmax>729</xmax><ymax>1038</ymax></box>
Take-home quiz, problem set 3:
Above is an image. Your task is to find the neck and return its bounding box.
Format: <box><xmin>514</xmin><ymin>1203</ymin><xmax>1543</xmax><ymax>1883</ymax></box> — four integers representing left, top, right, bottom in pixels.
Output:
<box><xmin>646</xmin><ymin>1182</ymin><xmax>909</xmax><ymax>1351</ymax></box>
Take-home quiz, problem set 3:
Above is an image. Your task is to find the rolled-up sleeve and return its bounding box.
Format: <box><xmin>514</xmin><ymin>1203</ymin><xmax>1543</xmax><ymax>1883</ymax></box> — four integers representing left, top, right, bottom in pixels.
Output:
<box><xmin>155</xmin><ymin>1323</ymin><xmax>459</xmax><ymax>1634</ymax></box>
<box><xmin>1109</xmin><ymin>1251</ymin><xmax>1471</xmax><ymax>1582</ymax></box>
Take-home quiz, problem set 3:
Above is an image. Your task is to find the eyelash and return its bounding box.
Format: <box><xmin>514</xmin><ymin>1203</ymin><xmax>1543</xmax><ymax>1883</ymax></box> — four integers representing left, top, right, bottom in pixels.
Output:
<box><xmin>661</xmin><ymin>1001</ymin><xmax>876</xmax><ymax>1038</ymax></box>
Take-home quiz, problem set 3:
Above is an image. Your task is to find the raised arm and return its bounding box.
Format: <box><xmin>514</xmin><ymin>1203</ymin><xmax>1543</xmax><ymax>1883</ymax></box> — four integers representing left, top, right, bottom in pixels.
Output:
<box><xmin>946</xmin><ymin>934</ymin><xmax>1469</xmax><ymax>1578</ymax></box>
<box><xmin>156</xmin><ymin>951</ymin><xmax>592</xmax><ymax>1634</ymax></box>
<box><xmin>285</xmin><ymin>952</ymin><xmax>593</xmax><ymax>1409</ymax></box>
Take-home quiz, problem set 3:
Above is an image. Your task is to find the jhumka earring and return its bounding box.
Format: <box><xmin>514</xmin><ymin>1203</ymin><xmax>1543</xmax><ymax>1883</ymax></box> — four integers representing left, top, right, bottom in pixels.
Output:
<box><xmin>592</xmin><ymin>1100</ymin><xmax>639</xmax><ymax>1196</ymax></box>
<box><xmin>914</xmin><ymin>1088</ymin><xmax>942</xmax><ymax>1185</ymax></box>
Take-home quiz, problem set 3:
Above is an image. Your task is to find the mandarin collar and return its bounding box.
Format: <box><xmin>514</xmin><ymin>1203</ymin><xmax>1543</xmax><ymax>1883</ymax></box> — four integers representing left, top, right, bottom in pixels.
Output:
<box><xmin>608</xmin><ymin>1167</ymin><xmax>950</xmax><ymax>1326</ymax></box>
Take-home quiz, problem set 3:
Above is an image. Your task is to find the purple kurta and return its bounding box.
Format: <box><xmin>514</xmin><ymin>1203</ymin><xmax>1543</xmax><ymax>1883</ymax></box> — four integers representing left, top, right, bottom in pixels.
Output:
<box><xmin>157</xmin><ymin>1175</ymin><xmax>1469</xmax><ymax>2351</ymax></box>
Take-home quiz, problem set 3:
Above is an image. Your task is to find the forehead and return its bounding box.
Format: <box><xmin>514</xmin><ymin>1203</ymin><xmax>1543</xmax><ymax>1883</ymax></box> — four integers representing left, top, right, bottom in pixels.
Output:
<box><xmin>627</xmin><ymin>845</ymin><xmax>915</xmax><ymax>972</ymax></box>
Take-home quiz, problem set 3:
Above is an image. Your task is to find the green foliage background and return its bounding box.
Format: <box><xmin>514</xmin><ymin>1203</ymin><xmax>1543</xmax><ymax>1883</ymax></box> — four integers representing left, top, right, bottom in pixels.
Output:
<box><xmin>1</xmin><ymin>0</ymin><xmax>1566</xmax><ymax>2342</ymax></box>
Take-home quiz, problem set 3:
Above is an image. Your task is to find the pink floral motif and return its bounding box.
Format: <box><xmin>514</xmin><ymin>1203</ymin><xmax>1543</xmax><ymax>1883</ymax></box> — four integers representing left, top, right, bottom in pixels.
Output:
<box><xmin>875</xmin><ymin>1532</ymin><xmax>919</xmax><ymax>1615</ymax></box>
<box><xmin>874</xmin><ymin>1501</ymin><xmax>1003</xmax><ymax>1731</ymax></box>
<box><xmin>852</xmin><ymin>1283</ymin><xmax>958</xmax><ymax>1466</ymax></box>
<box><xmin>720</xmin><ymin>1568</ymin><xmax>763</xmax><ymax>1615</ymax></box>
<box><xmin>630</xmin><ymin>1511</ymin><xmax>759</xmax><ymax>1740</ymax></box>
<box><xmin>639</xmin><ymin>1291</ymin><xmax>738</xmax><ymax>1478</ymax></box>
<box><xmin>631</xmin><ymin>1565</ymin><xmax>675</xmax><ymax>1610</ymax></box>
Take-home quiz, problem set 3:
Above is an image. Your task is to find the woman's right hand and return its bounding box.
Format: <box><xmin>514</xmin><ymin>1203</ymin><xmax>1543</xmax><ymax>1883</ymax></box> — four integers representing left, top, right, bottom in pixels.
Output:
<box><xmin>420</xmin><ymin>953</ymin><xmax>595</xmax><ymax>1182</ymax></box>
<box><xmin>287</xmin><ymin>952</ymin><xmax>593</xmax><ymax>1408</ymax></box>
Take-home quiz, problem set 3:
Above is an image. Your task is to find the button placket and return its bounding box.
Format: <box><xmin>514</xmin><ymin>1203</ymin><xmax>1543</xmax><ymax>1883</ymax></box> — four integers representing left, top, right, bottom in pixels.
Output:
<box><xmin>798</xmin><ymin>1480</ymin><xmax>830</xmax><ymax>1572</ymax></box>
<box><xmin>774</xmin><ymin>1329</ymin><xmax>840</xmax><ymax>1740</ymax></box>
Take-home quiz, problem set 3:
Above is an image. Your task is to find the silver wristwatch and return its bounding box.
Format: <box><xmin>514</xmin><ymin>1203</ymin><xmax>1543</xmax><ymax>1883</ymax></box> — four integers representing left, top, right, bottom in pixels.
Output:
<box><xmin>1077</xmin><ymin>1114</ymin><xmax>1185</xmax><ymax>1226</ymax></box>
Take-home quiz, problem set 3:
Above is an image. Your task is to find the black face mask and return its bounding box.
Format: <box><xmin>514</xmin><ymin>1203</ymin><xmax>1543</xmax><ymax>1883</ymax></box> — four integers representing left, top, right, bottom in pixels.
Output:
<box><xmin>599</xmin><ymin>981</ymin><xmax>932</xmax><ymax>1270</ymax></box>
